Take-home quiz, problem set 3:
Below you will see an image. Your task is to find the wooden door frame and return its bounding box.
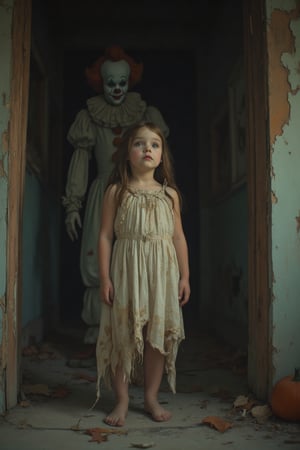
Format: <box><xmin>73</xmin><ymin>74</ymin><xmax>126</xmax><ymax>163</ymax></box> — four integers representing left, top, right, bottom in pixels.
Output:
<box><xmin>243</xmin><ymin>0</ymin><xmax>272</xmax><ymax>399</ymax></box>
<box><xmin>6</xmin><ymin>0</ymin><xmax>31</xmax><ymax>409</ymax></box>
<box><xmin>5</xmin><ymin>0</ymin><xmax>271</xmax><ymax>408</ymax></box>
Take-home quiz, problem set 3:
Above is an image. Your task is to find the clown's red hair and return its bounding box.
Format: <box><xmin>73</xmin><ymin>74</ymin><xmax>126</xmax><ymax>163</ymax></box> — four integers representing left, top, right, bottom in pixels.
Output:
<box><xmin>85</xmin><ymin>45</ymin><xmax>143</xmax><ymax>93</ymax></box>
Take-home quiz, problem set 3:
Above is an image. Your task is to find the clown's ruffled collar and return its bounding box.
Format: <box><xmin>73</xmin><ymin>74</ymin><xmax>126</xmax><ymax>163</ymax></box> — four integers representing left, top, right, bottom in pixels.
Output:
<box><xmin>87</xmin><ymin>92</ymin><xmax>147</xmax><ymax>128</ymax></box>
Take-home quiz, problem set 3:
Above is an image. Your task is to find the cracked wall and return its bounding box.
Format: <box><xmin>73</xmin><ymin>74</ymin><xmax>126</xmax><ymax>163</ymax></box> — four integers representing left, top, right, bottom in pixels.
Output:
<box><xmin>267</xmin><ymin>0</ymin><xmax>300</xmax><ymax>383</ymax></box>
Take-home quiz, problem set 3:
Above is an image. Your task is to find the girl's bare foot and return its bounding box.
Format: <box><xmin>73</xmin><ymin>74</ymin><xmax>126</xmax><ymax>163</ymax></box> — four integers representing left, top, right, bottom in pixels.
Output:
<box><xmin>144</xmin><ymin>399</ymin><xmax>172</xmax><ymax>422</ymax></box>
<box><xmin>104</xmin><ymin>400</ymin><xmax>128</xmax><ymax>427</ymax></box>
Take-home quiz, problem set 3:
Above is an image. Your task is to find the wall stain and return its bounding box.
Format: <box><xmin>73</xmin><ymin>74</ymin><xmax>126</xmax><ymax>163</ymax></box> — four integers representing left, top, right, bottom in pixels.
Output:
<box><xmin>271</xmin><ymin>165</ymin><xmax>275</xmax><ymax>179</ymax></box>
<box><xmin>0</xmin><ymin>160</ymin><xmax>6</xmax><ymax>178</ymax></box>
<box><xmin>271</xmin><ymin>191</ymin><xmax>278</xmax><ymax>204</ymax></box>
<box><xmin>268</xmin><ymin>7</ymin><xmax>300</xmax><ymax>146</ymax></box>
<box><xmin>1</xmin><ymin>130</ymin><xmax>8</xmax><ymax>153</ymax></box>
<box><xmin>0</xmin><ymin>295</ymin><xmax>5</xmax><ymax>311</ymax></box>
<box><xmin>0</xmin><ymin>130</ymin><xmax>8</xmax><ymax>178</ymax></box>
<box><xmin>295</xmin><ymin>213</ymin><xmax>300</xmax><ymax>233</ymax></box>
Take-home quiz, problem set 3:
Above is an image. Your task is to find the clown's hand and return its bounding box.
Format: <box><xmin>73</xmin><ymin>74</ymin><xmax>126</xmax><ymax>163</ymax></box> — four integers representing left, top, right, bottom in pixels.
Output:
<box><xmin>65</xmin><ymin>211</ymin><xmax>82</xmax><ymax>241</ymax></box>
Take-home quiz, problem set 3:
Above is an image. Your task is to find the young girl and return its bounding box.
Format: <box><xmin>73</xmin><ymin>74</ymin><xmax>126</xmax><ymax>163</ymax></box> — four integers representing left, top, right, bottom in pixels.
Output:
<box><xmin>96</xmin><ymin>122</ymin><xmax>190</xmax><ymax>427</ymax></box>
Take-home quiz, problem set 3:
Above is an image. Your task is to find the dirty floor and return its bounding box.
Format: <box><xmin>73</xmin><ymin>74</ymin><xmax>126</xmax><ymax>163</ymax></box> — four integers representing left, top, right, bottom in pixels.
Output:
<box><xmin>1</xmin><ymin>324</ymin><xmax>299</xmax><ymax>450</ymax></box>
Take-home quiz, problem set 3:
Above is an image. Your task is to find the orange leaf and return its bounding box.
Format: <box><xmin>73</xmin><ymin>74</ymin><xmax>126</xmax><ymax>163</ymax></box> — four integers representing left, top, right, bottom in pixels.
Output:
<box><xmin>202</xmin><ymin>415</ymin><xmax>233</xmax><ymax>432</ymax></box>
<box><xmin>19</xmin><ymin>400</ymin><xmax>31</xmax><ymax>408</ymax></box>
<box><xmin>85</xmin><ymin>428</ymin><xmax>108</xmax><ymax>443</ymax></box>
<box><xmin>51</xmin><ymin>385</ymin><xmax>70</xmax><ymax>398</ymax></box>
<box><xmin>74</xmin><ymin>373</ymin><xmax>97</xmax><ymax>383</ymax></box>
<box><xmin>37</xmin><ymin>351</ymin><xmax>56</xmax><ymax>360</ymax></box>
<box><xmin>22</xmin><ymin>345</ymin><xmax>39</xmax><ymax>356</ymax></box>
<box><xmin>85</xmin><ymin>427</ymin><xmax>127</xmax><ymax>442</ymax></box>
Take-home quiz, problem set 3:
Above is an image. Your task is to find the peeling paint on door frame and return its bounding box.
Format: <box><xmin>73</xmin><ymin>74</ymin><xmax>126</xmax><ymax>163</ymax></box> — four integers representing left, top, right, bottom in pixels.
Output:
<box><xmin>268</xmin><ymin>6</ymin><xmax>300</xmax><ymax>146</ymax></box>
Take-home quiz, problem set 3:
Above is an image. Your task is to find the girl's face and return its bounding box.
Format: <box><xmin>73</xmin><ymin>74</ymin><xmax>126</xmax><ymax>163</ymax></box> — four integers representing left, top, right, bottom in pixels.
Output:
<box><xmin>128</xmin><ymin>127</ymin><xmax>163</xmax><ymax>173</ymax></box>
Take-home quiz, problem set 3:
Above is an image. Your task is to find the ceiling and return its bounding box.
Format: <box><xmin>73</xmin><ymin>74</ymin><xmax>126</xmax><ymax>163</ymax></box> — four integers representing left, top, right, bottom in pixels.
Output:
<box><xmin>43</xmin><ymin>0</ymin><xmax>223</xmax><ymax>50</ymax></box>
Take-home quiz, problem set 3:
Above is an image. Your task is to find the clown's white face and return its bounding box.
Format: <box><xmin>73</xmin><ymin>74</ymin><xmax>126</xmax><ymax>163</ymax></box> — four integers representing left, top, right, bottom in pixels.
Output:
<box><xmin>101</xmin><ymin>60</ymin><xmax>130</xmax><ymax>106</ymax></box>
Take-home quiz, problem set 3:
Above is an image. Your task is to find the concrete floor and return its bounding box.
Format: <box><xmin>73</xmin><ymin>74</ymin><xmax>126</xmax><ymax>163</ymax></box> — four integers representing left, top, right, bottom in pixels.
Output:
<box><xmin>0</xmin><ymin>326</ymin><xmax>299</xmax><ymax>450</ymax></box>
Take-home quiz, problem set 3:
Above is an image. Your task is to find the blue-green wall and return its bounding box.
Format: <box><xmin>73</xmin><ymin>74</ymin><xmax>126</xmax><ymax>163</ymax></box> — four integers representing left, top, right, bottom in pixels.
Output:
<box><xmin>21</xmin><ymin>0</ymin><xmax>63</xmax><ymax>338</ymax></box>
<box><xmin>267</xmin><ymin>0</ymin><xmax>300</xmax><ymax>383</ymax></box>
<box><xmin>22</xmin><ymin>169</ymin><xmax>61</xmax><ymax>332</ymax></box>
<box><xmin>210</xmin><ymin>187</ymin><xmax>248</xmax><ymax>339</ymax></box>
<box><xmin>197</xmin><ymin>1</ymin><xmax>248</xmax><ymax>348</ymax></box>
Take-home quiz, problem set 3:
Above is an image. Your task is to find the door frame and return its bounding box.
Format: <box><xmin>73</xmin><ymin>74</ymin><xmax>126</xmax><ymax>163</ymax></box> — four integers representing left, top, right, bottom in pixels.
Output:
<box><xmin>243</xmin><ymin>0</ymin><xmax>272</xmax><ymax>399</ymax></box>
<box><xmin>5</xmin><ymin>0</ymin><xmax>272</xmax><ymax>408</ymax></box>
<box><xmin>6</xmin><ymin>0</ymin><xmax>31</xmax><ymax>408</ymax></box>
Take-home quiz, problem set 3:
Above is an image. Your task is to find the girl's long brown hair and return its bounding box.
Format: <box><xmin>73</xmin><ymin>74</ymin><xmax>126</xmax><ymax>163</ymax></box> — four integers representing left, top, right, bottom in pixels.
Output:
<box><xmin>106</xmin><ymin>122</ymin><xmax>182</xmax><ymax>209</ymax></box>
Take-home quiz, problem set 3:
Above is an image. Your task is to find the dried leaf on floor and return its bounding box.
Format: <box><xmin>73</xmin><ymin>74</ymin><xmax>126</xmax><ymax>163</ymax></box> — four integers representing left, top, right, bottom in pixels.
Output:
<box><xmin>85</xmin><ymin>427</ymin><xmax>127</xmax><ymax>444</ymax></box>
<box><xmin>22</xmin><ymin>345</ymin><xmax>39</xmax><ymax>356</ymax></box>
<box><xmin>130</xmin><ymin>442</ymin><xmax>155</xmax><ymax>448</ymax></box>
<box><xmin>233</xmin><ymin>395</ymin><xmax>259</xmax><ymax>413</ymax></box>
<box><xmin>73</xmin><ymin>373</ymin><xmax>97</xmax><ymax>383</ymax></box>
<box><xmin>37</xmin><ymin>351</ymin><xmax>57</xmax><ymax>360</ymax></box>
<box><xmin>22</xmin><ymin>343</ymin><xmax>60</xmax><ymax>360</ymax></box>
<box><xmin>86</xmin><ymin>428</ymin><xmax>108</xmax><ymax>443</ymax></box>
<box><xmin>201</xmin><ymin>415</ymin><xmax>233</xmax><ymax>432</ymax></box>
<box><xmin>250</xmin><ymin>404</ymin><xmax>272</xmax><ymax>422</ymax></box>
<box><xmin>19</xmin><ymin>400</ymin><xmax>31</xmax><ymax>408</ymax></box>
<box><xmin>22</xmin><ymin>383</ymin><xmax>51</xmax><ymax>396</ymax></box>
<box><xmin>51</xmin><ymin>385</ymin><xmax>71</xmax><ymax>398</ymax></box>
<box><xmin>233</xmin><ymin>395</ymin><xmax>248</xmax><ymax>408</ymax></box>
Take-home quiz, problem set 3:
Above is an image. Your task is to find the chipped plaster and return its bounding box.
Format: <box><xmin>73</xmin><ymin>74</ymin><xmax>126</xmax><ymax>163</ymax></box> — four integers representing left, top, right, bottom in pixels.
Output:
<box><xmin>271</xmin><ymin>191</ymin><xmax>278</xmax><ymax>203</ymax></box>
<box><xmin>268</xmin><ymin>9</ymin><xmax>298</xmax><ymax>146</ymax></box>
<box><xmin>267</xmin><ymin>3</ymin><xmax>300</xmax><ymax>147</ymax></box>
<box><xmin>267</xmin><ymin>0</ymin><xmax>300</xmax><ymax>383</ymax></box>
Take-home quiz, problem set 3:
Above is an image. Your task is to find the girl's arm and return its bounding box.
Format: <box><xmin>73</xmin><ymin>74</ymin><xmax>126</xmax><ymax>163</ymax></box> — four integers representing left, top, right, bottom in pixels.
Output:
<box><xmin>98</xmin><ymin>184</ymin><xmax>118</xmax><ymax>306</ymax></box>
<box><xmin>168</xmin><ymin>188</ymin><xmax>191</xmax><ymax>306</ymax></box>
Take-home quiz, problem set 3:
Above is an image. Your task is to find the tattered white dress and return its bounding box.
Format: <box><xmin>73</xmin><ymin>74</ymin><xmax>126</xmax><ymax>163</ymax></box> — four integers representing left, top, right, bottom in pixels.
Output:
<box><xmin>96</xmin><ymin>185</ymin><xmax>185</xmax><ymax>396</ymax></box>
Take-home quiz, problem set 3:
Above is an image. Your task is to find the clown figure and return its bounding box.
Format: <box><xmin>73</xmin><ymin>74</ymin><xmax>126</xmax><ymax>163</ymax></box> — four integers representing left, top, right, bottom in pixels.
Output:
<box><xmin>62</xmin><ymin>46</ymin><xmax>169</xmax><ymax>364</ymax></box>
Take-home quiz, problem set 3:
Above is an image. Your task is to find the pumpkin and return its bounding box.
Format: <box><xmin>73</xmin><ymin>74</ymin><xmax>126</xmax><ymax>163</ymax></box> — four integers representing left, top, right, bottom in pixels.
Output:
<box><xmin>270</xmin><ymin>367</ymin><xmax>300</xmax><ymax>422</ymax></box>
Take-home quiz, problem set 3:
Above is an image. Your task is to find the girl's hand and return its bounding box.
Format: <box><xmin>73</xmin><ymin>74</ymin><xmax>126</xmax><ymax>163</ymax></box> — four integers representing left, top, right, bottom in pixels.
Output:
<box><xmin>100</xmin><ymin>279</ymin><xmax>114</xmax><ymax>306</ymax></box>
<box><xmin>178</xmin><ymin>279</ymin><xmax>191</xmax><ymax>307</ymax></box>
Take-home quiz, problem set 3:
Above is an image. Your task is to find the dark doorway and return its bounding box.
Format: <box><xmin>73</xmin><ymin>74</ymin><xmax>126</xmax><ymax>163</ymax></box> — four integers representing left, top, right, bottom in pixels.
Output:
<box><xmin>61</xmin><ymin>48</ymin><xmax>199</xmax><ymax>332</ymax></box>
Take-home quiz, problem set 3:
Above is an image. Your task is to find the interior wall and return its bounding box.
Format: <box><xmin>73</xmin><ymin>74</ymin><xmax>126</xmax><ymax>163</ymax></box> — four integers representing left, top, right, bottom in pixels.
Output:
<box><xmin>197</xmin><ymin>2</ymin><xmax>248</xmax><ymax>349</ymax></box>
<box><xmin>21</xmin><ymin>1</ymin><xmax>63</xmax><ymax>344</ymax></box>
<box><xmin>22</xmin><ymin>170</ymin><xmax>61</xmax><ymax>341</ymax></box>
<box><xmin>267</xmin><ymin>0</ymin><xmax>300</xmax><ymax>383</ymax></box>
